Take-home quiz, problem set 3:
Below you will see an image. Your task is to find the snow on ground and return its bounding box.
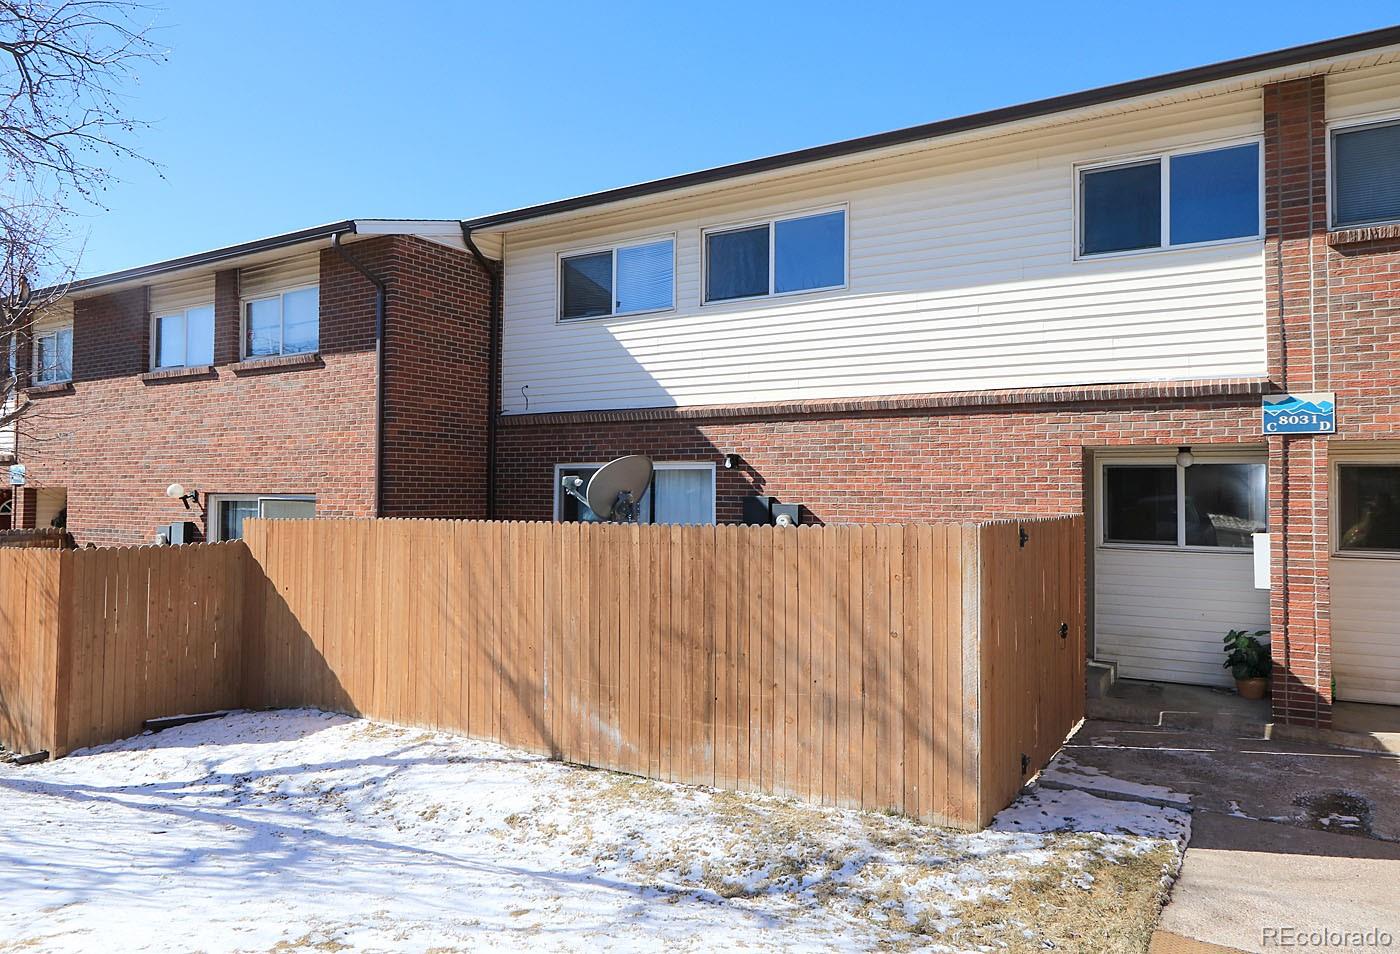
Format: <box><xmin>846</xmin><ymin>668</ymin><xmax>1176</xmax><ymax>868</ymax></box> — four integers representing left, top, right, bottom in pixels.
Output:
<box><xmin>0</xmin><ymin>710</ymin><xmax>1190</xmax><ymax>953</ymax></box>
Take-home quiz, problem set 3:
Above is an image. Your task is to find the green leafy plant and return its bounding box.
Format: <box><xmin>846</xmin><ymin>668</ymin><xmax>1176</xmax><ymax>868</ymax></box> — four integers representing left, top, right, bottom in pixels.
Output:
<box><xmin>1222</xmin><ymin>629</ymin><xmax>1272</xmax><ymax>680</ymax></box>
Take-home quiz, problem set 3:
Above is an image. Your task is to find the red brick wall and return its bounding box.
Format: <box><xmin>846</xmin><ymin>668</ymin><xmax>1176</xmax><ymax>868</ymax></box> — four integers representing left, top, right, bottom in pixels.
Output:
<box><xmin>379</xmin><ymin>238</ymin><xmax>493</xmax><ymax>518</ymax></box>
<box><xmin>1263</xmin><ymin>76</ymin><xmax>1400</xmax><ymax>726</ymax></box>
<box><xmin>13</xmin><ymin>234</ymin><xmax>489</xmax><ymax>546</ymax></box>
<box><xmin>496</xmin><ymin>388</ymin><xmax>1262</xmax><ymax>525</ymax></box>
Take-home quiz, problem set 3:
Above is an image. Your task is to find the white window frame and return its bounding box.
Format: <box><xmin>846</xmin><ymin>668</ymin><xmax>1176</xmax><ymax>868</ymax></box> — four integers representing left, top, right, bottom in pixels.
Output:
<box><xmin>1073</xmin><ymin>136</ymin><xmax>1265</xmax><ymax>261</ymax></box>
<box><xmin>1327</xmin><ymin>112</ymin><xmax>1400</xmax><ymax>231</ymax></box>
<box><xmin>1095</xmin><ymin>450</ymin><xmax>1267</xmax><ymax>553</ymax></box>
<box><xmin>552</xmin><ymin>461</ymin><xmax>717</xmax><ymax>524</ymax></box>
<box><xmin>239</xmin><ymin>283</ymin><xmax>319</xmax><ymax>359</ymax></box>
<box><xmin>556</xmin><ymin>233</ymin><xmax>677</xmax><ymax>324</ymax></box>
<box><xmin>32</xmin><ymin>324</ymin><xmax>73</xmax><ymax>384</ymax></box>
<box><xmin>206</xmin><ymin>493</ymin><xmax>316</xmax><ymax>542</ymax></box>
<box><xmin>701</xmin><ymin>203</ymin><xmax>849</xmax><ymax>305</ymax></box>
<box><xmin>151</xmin><ymin>303</ymin><xmax>215</xmax><ymax>370</ymax></box>
<box><xmin>1330</xmin><ymin>451</ymin><xmax>1400</xmax><ymax>560</ymax></box>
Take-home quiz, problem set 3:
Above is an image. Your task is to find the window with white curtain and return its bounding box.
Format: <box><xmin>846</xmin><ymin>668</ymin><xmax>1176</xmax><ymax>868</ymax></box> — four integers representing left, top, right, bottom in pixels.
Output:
<box><xmin>154</xmin><ymin>304</ymin><xmax>215</xmax><ymax>368</ymax></box>
<box><xmin>558</xmin><ymin>236</ymin><xmax>675</xmax><ymax>321</ymax></box>
<box><xmin>33</xmin><ymin>325</ymin><xmax>73</xmax><ymax>384</ymax></box>
<box><xmin>555</xmin><ymin>463</ymin><xmax>715</xmax><ymax>525</ymax></box>
<box><xmin>244</xmin><ymin>286</ymin><xmax>319</xmax><ymax>358</ymax></box>
<box><xmin>1332</xmin><ymin>118</ymin><xmax>1400</xmax><ymax>228</ymax></box>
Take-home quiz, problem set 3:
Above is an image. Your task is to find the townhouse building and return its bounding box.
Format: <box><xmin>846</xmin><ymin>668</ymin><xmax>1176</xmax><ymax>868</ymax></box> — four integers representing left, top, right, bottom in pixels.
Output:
<box><xmin>11</xmin><ymin>221</ymin><xmax>492</xmax><ymax>545</ymax></box>
<box><xmin>463</xmin><ymin>27</ymin><xmax>1400</xmax><ymax>729</ymax></box>
<box><xmin>13</xmin><ymin>26</ymin><xmax>1400</xmax><ymax>730</ymax></box>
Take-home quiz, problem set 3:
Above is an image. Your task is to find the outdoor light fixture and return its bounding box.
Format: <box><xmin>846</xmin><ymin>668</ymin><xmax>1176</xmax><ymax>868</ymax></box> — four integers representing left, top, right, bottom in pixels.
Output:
<box><xmin>165</xmin><ymin>482</ymin><xmax>200</xmax><ymax>510</ymax></box>
<box><xmin>1176</xmin><ymin>447</ymin><xmax>1195</xmax><ymax>468</ymax></box>
<box><xmin>723</xmin><ymin>454</ymin><xmax>741</xmax><ymax>470</ymax></box>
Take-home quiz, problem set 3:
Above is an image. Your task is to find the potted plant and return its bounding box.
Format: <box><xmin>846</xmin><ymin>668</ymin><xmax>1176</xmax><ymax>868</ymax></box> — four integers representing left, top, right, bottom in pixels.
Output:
<box><xmin>1222</xmin><ymin>629</ymin><xmax>1272</xmax><ymax>699</ymax></box>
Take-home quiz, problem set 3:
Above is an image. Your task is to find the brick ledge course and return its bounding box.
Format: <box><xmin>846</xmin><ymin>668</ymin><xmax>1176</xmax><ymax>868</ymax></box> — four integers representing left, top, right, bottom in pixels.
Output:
<box><xmin>500</xmin><ymin>377</ymin><xmax>1274</xmax><ymax>427</ymax></box>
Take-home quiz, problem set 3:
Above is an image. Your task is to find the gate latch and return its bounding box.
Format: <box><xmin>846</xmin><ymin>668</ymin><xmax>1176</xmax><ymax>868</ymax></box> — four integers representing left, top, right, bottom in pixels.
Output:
<box><xmin>1058</xmin><ymin>622</ymin><xmax>1069</xmax><ymax>640</ymax></box>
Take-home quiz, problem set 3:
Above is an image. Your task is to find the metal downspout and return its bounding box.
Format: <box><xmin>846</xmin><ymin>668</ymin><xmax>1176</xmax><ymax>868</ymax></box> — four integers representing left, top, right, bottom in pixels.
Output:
<box><xmin>460</xmin><ymin>225</ymin><xmax>502</xmax><ymax>519</ymax></box>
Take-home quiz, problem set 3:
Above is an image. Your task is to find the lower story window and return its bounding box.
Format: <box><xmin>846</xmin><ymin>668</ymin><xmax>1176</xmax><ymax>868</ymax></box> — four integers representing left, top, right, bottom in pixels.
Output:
<box><xmin>1336</xmin><ymin>464</ymin><xmax>1400</xmax><ymax>553</ymax></box>
<box><xmin>1101</xmin><ymin>459</ymin><xmax>1266</xmax><ymax>549</ymax></box>
<box><xmin>555</xmin><ymin>463</ymin><xmax>715</xmax><ymax>525</ymax></box>
<box><xmin>210</xmin><ymin>494</ymin><xmax>316</xmax><ymax>541</ymax></box>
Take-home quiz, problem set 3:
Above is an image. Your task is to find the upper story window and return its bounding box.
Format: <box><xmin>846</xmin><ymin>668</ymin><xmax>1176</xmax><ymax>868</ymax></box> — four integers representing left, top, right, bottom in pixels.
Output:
<box><xmin>559</xmin><ymin>237</ymin><xmax>675</xmax><ymax>321</ymax></box>
<box><xmin>1332</xmin><ymin>118</ymin><xmax>1400</xmax><ymax>229</ymax></box>
<box><xmin>244</xmin><ymin>286</ymin><xmax>319</xmax><ymax>358</ymax></box>
<box><xmin>704</xmin><ymin>207</ymin><xmax>846</xmax><ymax>303</ymax></box>
<box><xmin>33</xmin><ymin>324</ymin><xmax>73</xmax><ymax>384</ymax></box>
<box><xmin>1078</xmin><ymin>142</ymin><xmax>1261</xmax><ymax>257</ymax></box>
<box><xmin>154</xmin><ymin>305</ymin><xmax>214</xmax><ymax>369</ymax></box>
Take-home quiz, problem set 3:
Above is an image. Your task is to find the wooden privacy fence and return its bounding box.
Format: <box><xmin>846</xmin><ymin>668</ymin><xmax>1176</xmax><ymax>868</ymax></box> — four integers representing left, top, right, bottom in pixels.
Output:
<box><xmin>0</xmin><ymin>515</ymin><xmax>1083</xmax><ymax>830</ymax></box>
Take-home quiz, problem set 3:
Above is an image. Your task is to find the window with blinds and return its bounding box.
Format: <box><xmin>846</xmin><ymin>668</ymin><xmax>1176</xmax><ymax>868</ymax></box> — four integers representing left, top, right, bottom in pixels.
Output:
<box><xmin>1333</xmin><ymin>119</ymin><xmax>1400</xmax><ymax>228</ymax></box>
<box><xmin>558</xmin><ymin>236</ymin><xmax>675</xmax><ymax>321</ymax></box>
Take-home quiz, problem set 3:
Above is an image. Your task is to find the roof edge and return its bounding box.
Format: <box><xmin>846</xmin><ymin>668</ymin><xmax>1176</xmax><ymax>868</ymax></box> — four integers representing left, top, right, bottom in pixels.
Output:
<box><xmin>463</xmin><ymin>24</ymin><xmax>1400</xmax><ymax>231</ymax></box>
<box><xmin>65</xmin><ymin>220</ymin><xmax>359</xmax><ymax>295</ymax></box>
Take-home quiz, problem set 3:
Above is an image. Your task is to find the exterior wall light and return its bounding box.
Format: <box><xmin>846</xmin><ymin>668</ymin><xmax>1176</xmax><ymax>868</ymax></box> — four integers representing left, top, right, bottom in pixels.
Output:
<box><xmin>166</xmin><ymin>483</ymin><xmax>200</xmax><ymax>510</ymax></box>
<box><xmin>723</xmin><ymin>454</ymin><xmax>741</xmax><ymax>470</ymax></box>
<box><xmin>1176</xmin><ymin>447</ymin><xmax>1195</xmax><ymax>468</ymax></box>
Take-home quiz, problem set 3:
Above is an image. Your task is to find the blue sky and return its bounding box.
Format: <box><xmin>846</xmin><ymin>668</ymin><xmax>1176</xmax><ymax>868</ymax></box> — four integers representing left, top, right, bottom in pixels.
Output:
<box><xmin>76</xmin><ymin>1</ymin><xmax>1398</xmax><ymax>276</ymax></box>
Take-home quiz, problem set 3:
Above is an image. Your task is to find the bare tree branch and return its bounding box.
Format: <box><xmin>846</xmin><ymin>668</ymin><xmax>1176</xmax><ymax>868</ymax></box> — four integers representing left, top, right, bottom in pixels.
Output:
<box><xmin>0</xmin><ymin>1</ymin><xmax>162</xmax><ymax>458</ymax></box>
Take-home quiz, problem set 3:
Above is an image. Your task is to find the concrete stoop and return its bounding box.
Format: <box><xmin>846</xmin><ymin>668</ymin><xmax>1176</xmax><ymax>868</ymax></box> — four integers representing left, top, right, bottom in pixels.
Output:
<box><xmin>1085</xmin><ymin>680</ymin><xmax>1271</xmax><ymax>737</ymax></box>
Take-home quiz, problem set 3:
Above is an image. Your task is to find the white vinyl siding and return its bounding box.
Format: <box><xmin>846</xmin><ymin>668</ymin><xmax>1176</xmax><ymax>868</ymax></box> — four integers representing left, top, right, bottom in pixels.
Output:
<box><xmin>499</xmin><ymin>87</ymin><xmax>1268</xmax><ymax>414</ymax></box>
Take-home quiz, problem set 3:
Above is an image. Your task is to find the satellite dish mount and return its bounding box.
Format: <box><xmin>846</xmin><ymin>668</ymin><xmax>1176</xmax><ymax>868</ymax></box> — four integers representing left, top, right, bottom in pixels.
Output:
<box><xmin>561</xmin><ymin>455</ymin><xmax>654</xmax><ymax>523</ymax></box>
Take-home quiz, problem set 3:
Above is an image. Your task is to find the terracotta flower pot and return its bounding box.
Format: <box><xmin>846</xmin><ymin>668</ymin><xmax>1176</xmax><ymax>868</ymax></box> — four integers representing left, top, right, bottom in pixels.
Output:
<box><xmin>1236</xmin><ymin>677</ymin><xmax>1269</xmax><ymax>700</ymax></box>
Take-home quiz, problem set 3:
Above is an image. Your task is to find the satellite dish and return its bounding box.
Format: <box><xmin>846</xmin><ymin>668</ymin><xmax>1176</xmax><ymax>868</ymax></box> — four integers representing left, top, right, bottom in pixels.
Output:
<box><xmin>562</xmin><ymin>455</ymin><xmax>653</xmax><ymax>523</ymax></box>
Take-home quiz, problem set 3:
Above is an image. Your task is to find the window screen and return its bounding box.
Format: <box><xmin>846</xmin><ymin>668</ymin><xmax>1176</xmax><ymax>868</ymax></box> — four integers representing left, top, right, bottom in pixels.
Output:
<box><xmin>705</xmin><ymin>225</ymin><xmax>769</xmax><ymax>302</ymax></box>
<box><xmin>1333</xmin><ymin>122</ymin><xmax>1400</xmax><ymax>228</ymax></box>
<box><xmin>559</xmin><ymin>251</ymin><xmax>612</xmax><ymax>320</ymax></box>
<box><xmin>774</xmin><ymin>210</ymin><xmax>845</xmax><ymax>293</ymax></box>
<box><xmin>615</xmin><ymin>240</ymin><xmax>673</xmax><ymax>314</ymax></box>
<box><xmin>1081</xmin><ymin>161</ymin><xmax>1162</xmax><ymax>255</ymax></box>
<box><xmin>1170</xmin><ymin>143</ymin><xmax>1259</xmax><ymax>245</ymax></box>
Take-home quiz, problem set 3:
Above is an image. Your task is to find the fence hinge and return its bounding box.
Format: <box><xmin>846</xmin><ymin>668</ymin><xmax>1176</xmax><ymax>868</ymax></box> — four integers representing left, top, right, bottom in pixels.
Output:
<box><xmin>1020</xmin><ymin>753</ymin><xmax>1030</xmax><ymax>776</ymax></box>
<box><xmin>1018</xmin><ymin>525</ymin><xmax>1029</xmax><ymax>547</ymax></box>
<box><xmin>1058</xmin><ymin>622</ymin><xmax>1069</xmax><ymax>640</ymax></box>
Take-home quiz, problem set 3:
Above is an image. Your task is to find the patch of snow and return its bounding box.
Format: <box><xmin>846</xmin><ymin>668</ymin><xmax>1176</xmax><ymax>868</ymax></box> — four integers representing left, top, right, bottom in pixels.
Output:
<box><xmin>0</xmin><ymin>710</ymin><xmax>1188</xmax><ymax>953</ymax></box>
<box><xmin>993</xmin><ymin>787</ymin><xmax>1191</xmax><ymax>847</ymax></box>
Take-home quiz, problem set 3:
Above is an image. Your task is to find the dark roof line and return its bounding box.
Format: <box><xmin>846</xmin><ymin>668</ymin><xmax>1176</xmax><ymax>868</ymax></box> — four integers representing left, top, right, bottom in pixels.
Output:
<box><xmin>462</xmin><ymin>24</ymin><xmax>1400</xmax><ymax>231</ymax></box>
<box><xmin>67</xmin><ymin>220</ymin><xmax>358</xmax><ymax>294</ymax></box>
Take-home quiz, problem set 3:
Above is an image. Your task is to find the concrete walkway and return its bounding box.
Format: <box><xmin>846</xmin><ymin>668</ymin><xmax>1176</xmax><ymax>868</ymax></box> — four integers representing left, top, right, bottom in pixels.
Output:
<box><xmin>1063</xmin><ymin>718</ymin><xmax>1400</xmax><ymax>953</ymax></box>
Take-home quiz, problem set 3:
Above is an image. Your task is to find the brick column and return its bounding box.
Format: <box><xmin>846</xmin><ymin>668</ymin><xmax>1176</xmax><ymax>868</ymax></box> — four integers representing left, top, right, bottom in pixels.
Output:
<box><xmin>12</xmin><ymin>486</ymin><xmax>37</xmax><ymax>530</ymax></box>
<box><xmin>1264</xmin><ymin>76</ymin><xmax>1332</xmax><ymax>727</ymax></box>
<box><xmin>213</xmin><ymin>269</ymin><xmax>241</xmax><ymax>366</ymax></box>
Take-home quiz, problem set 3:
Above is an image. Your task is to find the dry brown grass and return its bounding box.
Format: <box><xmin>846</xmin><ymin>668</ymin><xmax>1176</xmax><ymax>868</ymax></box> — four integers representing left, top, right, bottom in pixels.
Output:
<box><xmin>939</xmin><ymin>839</ymin><xmax>1177</xmax><ymax>954</ymax></box>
